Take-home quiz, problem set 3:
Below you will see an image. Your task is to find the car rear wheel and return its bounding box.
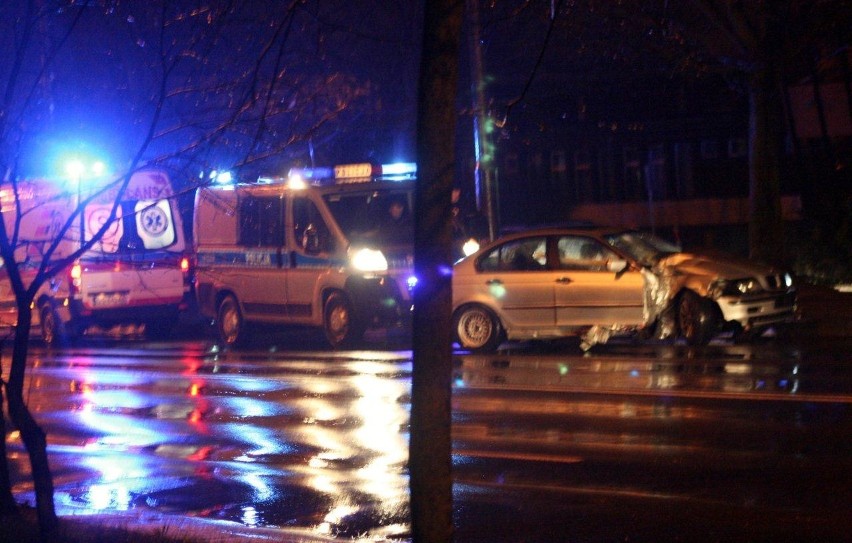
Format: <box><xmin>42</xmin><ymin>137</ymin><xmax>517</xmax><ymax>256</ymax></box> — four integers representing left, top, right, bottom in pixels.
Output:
<box><xmin>216</xmin><ymin>295</ymin><xmax>250</xmax><ymax>347</ymax></box>
<box><xmin>323</xmin><ymin>292</ymin><xmax>364</xmax><ymax>348</ymax></box>
<box><xmin>39</xmin><ymin>302</ymin><xmax>72</xmax><ymax>347</ymax></box>
<box><xmin>454</xmin><ymin>304</ymin><xmax>504</xmax><ymax>352</ymax></box>
<box><xmin>677</xmin><ymin>290</ymin><xmax>719</xmax><ymax>346</ymax></box>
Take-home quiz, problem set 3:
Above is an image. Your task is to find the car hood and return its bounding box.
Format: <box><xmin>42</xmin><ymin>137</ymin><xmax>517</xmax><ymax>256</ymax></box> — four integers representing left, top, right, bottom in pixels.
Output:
<box><xmin>657</xmin><ymin>252</ymin><xmax>778</xmax><ymax>280</ymax></box>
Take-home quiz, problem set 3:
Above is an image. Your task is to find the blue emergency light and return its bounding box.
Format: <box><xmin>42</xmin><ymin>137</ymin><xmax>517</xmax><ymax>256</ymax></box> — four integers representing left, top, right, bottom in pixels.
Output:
<box><xmin>283</xmin><ymin>162</ymin><xmax>417</xmax><ymax>187</ymax></box>
<box><xmin>288</xmin><ymin>167</ymin><xmax>334</xmax><ymax>181</ymax></box>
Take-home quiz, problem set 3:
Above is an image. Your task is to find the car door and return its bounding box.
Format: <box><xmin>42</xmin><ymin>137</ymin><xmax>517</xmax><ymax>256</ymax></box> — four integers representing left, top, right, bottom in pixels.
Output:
<box><xmin>471</xmin><ymin>235</ymin><xmax>557</xmax><ymax>331</ymax></box>
<box><xmin>286</xmin><ymin>195</ymin><xmax>336</xmax><ymax>322</ymax></box>
<box><xmin>553</xmin><ymin>235</ymin><xmax>645</xmax><ymax>326</ymax></box>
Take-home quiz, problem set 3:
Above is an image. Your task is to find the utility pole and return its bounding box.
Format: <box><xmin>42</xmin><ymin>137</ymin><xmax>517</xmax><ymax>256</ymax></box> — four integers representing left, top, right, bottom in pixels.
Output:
<box><xmin>467</xmin><ymin>0</ymin><xmax>496</xmax><ymax>241</ymax></box>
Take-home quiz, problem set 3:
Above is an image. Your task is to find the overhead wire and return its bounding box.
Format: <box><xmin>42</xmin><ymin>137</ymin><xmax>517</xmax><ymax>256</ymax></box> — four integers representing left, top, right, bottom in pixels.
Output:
<box><xmin>495</xmin><ymin>0</ymin><xmax>566</xmax><ymax>128</ymax></box>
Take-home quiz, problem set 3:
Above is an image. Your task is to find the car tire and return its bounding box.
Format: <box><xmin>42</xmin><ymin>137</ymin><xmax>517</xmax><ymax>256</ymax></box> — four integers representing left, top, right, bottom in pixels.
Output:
<box><xmin>454</xmin><ymin>304</ymin><xmax>504</xmax><ymax>352</ymax></box>
<box><xmin>216</xmin><ymin>295</ymin><xmax>250</xmax><ymax>347</ymax></box>
<box><xmin>39</xmin><ymin>302</ymin><xmax>71</xmax><ymax>347</ymax></box>
<box><xmin>323</xmin><ymin>291</ymin><xmax>363</xmax><ymax>348</ymax></box>
<box><xmin>677</xmin><ymin>290</ymin><xmax>719</xmax><ymax>346</ymax></box>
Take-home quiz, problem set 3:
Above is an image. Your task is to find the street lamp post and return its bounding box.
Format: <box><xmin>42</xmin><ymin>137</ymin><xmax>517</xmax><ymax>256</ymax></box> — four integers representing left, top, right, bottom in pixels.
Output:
<box><xmin>65</xmin><ymin>159</ymin><xmax>86</xmax><ymax>249</ymax></box>
<box><xmin>65</xmin><ymin>159</ymin><xmax>106</xmax><ymax>250</ymax></box>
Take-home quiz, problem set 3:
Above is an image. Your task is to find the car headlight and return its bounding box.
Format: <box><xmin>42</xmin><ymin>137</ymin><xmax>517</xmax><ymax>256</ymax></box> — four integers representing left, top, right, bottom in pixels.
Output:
<box><xmin>349</xmin><ymin>247</ymin><xmax>388</xmax><ymax>272</ymax></box>
<box><xmin>783</xmin><ymin>272</ymin><xmax>793</xmax><ymax>288</ymax></box>
<box><xmin>709</xmin><ymin>278</ymin><xmax>763</xmax><ymax>298</ymax></box>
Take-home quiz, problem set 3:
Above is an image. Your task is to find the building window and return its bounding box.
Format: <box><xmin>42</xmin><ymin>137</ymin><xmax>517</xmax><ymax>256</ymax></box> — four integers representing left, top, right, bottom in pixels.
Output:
<box><xmin>673</xmin><ymin>142</ymin><xmax>695</xmax><ymax>198</ymax></box>
<box><xmin>700</xmin><ymin>139</ymin><xmax>719</xmax><ymax>159</ymax></box>
<box><xmin>504</xmin><ymin>152</ymin><xmax>519</xmax><ymax>176</ymax></box>
<box><xmin>728</xmin><ymin>137</ymin><xmax>747</xmax><ymax>158</ymax></box>
<box><xmin>646</xmin><ymin>144</ymin><xmax>668</xmax><ymax>199</ymax></box>
<box><xmin>531</xmin><ymin>151</ymin><xmax>544</xmax><ymax>174</ymax></box>
<box><xmin>574</xmin><ymin>149</ymin><xmax>592</xmax><ymax>201</ymax></box>
<box><xmin>550</xmin><ymin>150</ymin><xmax>567</xmax><ymax>173</ymax></box>
<box><xmin>623</xmin><ymin>146</ymin><xmax>642</xmax><ymax>200</ymax></box>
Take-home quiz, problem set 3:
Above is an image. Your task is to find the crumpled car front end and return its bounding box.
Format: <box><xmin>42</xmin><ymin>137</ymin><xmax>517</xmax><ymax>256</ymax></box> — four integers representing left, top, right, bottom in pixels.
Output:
<box><xmin>707</xmin><ymin>270</ymin><xmax>797</xmax><ymax>333</ymax></box>
<box><xmin>656</xmin><ymin>252</ymin><xmax>798</xmax><ymax>338</ymax></box>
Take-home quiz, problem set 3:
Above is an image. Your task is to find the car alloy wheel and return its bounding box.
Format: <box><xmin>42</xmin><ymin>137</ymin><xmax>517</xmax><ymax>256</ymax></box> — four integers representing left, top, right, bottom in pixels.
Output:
<box><xmin>454</xmin><ymin>304</ymin><xmax>503</xmax><ymax>352</ymax></box>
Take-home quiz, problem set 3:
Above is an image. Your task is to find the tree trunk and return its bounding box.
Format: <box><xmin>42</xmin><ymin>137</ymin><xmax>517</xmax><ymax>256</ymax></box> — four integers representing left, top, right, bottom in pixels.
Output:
<box><xmin>0</xmin><ymin>370</ymin><xmax>18</xmax><ymax>515</ymax></box>
<box><xmin>747</xmin><ymin>65</ymin><xmax>786</xmax><ymax>265</ymax></box>
<box><xmin>747</xmin><ymin>8</ymin><xmax>787</xmax><ymax>265</ymax></box>
<box><xmin>410</xmin><ymin>0</ymin><xmax>463</xmax><ymax>542</ymax></box>
<box><xmin>5</xmin><ymin>306</ymin><xmax>58</xmax><ymax>537</ymax></box>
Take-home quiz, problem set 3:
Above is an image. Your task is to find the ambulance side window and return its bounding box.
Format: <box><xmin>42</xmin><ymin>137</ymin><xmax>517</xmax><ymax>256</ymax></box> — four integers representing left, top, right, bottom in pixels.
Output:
<box><xmin>293</xmin><ymin>197</ymin><xmax>332</xmax><ymax>254</ymax></box>
<box><xmin>238</xmin><ymin>196</ymin><xmax>285</xmax><ymax>247</ymax></box>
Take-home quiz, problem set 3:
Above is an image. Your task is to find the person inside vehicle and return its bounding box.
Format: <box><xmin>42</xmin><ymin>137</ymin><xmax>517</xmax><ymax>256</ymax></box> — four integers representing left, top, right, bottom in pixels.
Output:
<box><xmin>381</xmin><ymin>197</ymin><xmax>413</xmax><ymax>243</ymax></box>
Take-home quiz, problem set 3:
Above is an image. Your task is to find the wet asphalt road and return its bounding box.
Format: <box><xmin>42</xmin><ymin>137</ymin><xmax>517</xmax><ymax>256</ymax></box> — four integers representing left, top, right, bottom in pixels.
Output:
<box><xmin>6</xmin><ymin>331</ymin><xmax>852</xmax><ymax>542</ymax></box>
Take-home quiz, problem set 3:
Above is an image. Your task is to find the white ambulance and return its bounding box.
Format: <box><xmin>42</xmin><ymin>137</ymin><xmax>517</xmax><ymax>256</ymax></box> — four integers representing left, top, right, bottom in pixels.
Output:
<box><xmin>0</xmin><ymin>170</ymin><xmax>192</xmax><ymax>344</ymax></box>
<box><xmin>193</xmin><ymin>163</ymin><xmax>415</xmax><ymax>348</ymax></box>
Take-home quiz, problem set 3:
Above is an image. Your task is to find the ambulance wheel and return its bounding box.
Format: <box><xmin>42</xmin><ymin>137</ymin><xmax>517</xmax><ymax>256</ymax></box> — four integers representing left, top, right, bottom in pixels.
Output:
<box><xmin>39</xmin><ymin>302</ymin><xmax>70</xmax><ymax>347</ymax></box>
<box><xmin>323</xmin><ymin>292</ymin><xmax>363</xmax><ymax>348</ymax></box>
<box><xmin>217</xmin><ymin>295</ymin><xmax>250</xmax><ymax>347</ymax></box>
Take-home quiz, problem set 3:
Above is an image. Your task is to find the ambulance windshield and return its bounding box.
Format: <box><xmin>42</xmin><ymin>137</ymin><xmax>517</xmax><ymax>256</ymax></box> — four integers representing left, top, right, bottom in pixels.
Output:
<box><xmin>324</xmin><ymin>189</ymin><xmax>413</xmax><ymax>246</ymax></box>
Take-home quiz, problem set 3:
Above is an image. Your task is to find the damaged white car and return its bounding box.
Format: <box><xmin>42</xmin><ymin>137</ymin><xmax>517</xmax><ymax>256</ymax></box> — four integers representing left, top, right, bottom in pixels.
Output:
<box><xmin>451</xmin><ymin>227</ymin><xmax>797</xmax><ymax>351</ymax></box>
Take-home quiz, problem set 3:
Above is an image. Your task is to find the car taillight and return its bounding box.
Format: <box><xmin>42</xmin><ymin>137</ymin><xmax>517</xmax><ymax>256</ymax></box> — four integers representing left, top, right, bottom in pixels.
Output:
<box><xmin>68</xmin><ymin>262</ymin><xmax>82</xmax><ymax>294</ymax></box>
<box><xmin>180</xmin><ymin>255</ymin><xmax>194</xmax><ymax>288</ymax></box>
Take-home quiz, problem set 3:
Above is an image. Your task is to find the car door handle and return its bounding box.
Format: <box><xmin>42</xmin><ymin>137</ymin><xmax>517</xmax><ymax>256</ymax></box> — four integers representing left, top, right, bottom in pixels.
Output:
<box><xmin>486</xmin><ymin>279</ymin><xmax>503</xmax><ymax>285</ymax></box>
<box><xmin>555</xmin><ymin>277</ymin><xmax>573</xmax><ymax>284</ymax></box>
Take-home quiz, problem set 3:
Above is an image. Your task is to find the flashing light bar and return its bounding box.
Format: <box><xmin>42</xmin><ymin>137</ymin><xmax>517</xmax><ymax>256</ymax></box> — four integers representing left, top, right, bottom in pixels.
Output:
<box><xmin>380</xmin><ymin>162</ymin><xmax>417</xmax><ymax>176</ymax></box>
<box><xmin>274</xmin><ymin>162</ymin><xmax>417</xmax><ymax>188</ymax></box>
<box><xmin>334</xmin><ymin>162</ymin><xmax>417</xmax><ymax>183</ymax></box>
<box><xmin>257</xmin><ymin>176</ymin><xmax>286</xmax><ymax>184</ymax></box>
<box><xmin>334</xmin><ymin>163</ymin><xmax>374</xmax><ymax>180</ymax></box>
<box><xmin>213</xmin><ymin>171</ymin><xmax>233</xmax><ymax>184</ymax></box>
<box><xmin>288</xmin><ymin>167</ymin><xmax>334</xmax><ymax>181</ymax></box>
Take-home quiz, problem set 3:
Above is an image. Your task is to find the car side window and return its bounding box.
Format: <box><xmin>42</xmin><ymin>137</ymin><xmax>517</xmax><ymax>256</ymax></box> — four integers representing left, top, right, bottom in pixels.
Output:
<box><xmin>478</xmin><ymin>237</ymin><xmax>547</xmax><ymax>272</ymax></box>
<box><xmin>557</xmin><ymin>236</ymin><xmax>616</xmax><ymax>271</ymax></box>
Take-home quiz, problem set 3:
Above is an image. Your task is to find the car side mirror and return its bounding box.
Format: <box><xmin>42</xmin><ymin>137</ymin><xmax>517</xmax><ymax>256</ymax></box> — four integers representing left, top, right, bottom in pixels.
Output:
<box><xmin>607</xmin><ymin>259</ymin><xmax>629</xmax><ymax>273</ymax></box>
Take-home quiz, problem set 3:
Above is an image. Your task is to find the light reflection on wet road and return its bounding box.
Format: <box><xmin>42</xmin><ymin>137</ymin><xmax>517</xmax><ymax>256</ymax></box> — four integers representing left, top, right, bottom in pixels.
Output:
<box><xmin>7</xmin><ymin>338</ymin><xmax>852</xmax><ymax>541</ymax></box>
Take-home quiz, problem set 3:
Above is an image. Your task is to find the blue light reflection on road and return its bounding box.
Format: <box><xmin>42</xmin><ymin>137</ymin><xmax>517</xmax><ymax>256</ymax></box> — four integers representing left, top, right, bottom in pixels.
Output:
<box><xmin>12</xmin><ymin>346</ymin><xmax>414</xmax><ymax>539</ymax></box>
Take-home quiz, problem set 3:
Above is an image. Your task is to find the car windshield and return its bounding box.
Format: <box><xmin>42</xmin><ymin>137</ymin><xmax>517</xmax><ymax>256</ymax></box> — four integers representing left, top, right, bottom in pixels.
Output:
<box><xmin>323</xmin><ymin>188</ymin><xmax>414</xmax><ymax>247</ymax></box>
<box><xmin>604</xmin><ymin>231</ymin><xmax>681</xmax><ymax>267</ymax></box>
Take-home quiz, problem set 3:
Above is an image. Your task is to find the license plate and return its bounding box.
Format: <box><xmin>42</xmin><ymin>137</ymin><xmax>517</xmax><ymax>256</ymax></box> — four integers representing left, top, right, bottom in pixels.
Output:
<box><xmin>89</xmin><ymin>292</ymin><xmax>128</xmax><ymax>307</ymax></box>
